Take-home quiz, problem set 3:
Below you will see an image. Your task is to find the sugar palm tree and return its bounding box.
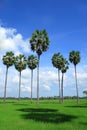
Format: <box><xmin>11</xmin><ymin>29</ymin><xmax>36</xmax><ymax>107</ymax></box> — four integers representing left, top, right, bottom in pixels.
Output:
<box><xmin>69</xmin><ymin>51</ymin><xmax>80</xmax><ymax>104</ymax></box>
<box><xmin>30</xmin><ymin>30</ymin><xmax>50</xmax><ymax>105</ymax></box>
<box><xmin>14</xmin><ymin>54</ymin><xmax>26</xmax><ymax>103</ymax></box>
<box><xmin>52</xmin><ymin>53</ymin><xmax>63</xmax><ymax>103</ymax></box>
<box><xmin>27</xmin><ymin>55</ymin><xmax>38</xmax><ymax>103</ymax></box>
<box><xmin>61</xmin><ymin>58</ymin><xmax>69</xmax><ymax>103</ymax></box>
<box><xmin>2</xmin><ymin>51</ymin><xmax>14</xmax><ymax>103</ymax></box>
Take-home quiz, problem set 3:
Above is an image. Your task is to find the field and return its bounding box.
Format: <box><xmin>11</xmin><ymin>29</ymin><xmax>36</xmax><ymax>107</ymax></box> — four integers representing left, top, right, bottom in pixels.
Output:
<box><xmin>0</xmin><ymin>99</ymin><xmax>87</xmax><ymax>130</ymax></box>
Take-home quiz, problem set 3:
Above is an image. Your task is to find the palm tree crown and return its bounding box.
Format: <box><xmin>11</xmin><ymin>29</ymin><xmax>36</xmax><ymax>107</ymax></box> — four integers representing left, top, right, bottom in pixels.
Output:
<box><xmin>27</xmin><ymin>55</ymin><xmax>38</xmax><ymax>70</ymax></box>
<box><xmin>30</xmin><ymin>30</ymin><xmax>50</xmax><ymax>56</ymax></box>
<box><xmin>14</xmin><ymin>54</ymin><xmax>26</xmax><ymax>72</ymax></box>
<box><xmin>2</xmin><ymin>51</ymin><xmax>15</xmax><ymax>68</ymax></box>
<box><xmin>52</xmin><ymin>53</ymin><xmax>63</xmax><ymax>70</ymax></box>
<box><xmin>61</xmin><ymin>58</ymin><xmax>69</xmax><ymax>74</ymax></box>
<box><xmin>69</xmin><ymin>51</ymin><xmax>80</xmax><ymax>66</ymax></box>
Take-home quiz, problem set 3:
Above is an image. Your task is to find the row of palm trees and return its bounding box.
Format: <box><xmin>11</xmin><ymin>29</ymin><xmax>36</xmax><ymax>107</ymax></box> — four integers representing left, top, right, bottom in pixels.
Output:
<box><xmin>2</xmin><ymin>52</ymin><xmax>38</xmax><ymax>103</ymax></box>
<box><xmin>52</xmin><ymin>53</ymin><xmax>69</xmax><ymax>103</ymax></box>
<box><xmin>2</xmin><ymin>30</ymin><xmax>50</xmax><ymax>104</ymax></box>
<box><xmin>52</xmin><ymin>51</ymin><xmax>80</xmax><ymax>104</ymax></box>
<box><xmin>2</xmin><ymin>29</ymin><xmax>81</xmax><ymax>104</ymax></box>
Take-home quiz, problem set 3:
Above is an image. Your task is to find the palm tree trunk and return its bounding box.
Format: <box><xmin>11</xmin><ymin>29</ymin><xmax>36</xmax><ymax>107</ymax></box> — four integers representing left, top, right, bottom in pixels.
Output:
<box><xmin>18</xmin><ymin>71</ymin><xmax>21</xmax><ymax>103</ymax></box>
<box><xmin>58</xmin><ymin>69</ymin><xmax>61</xmax><ymax>103</ymax></box>
<box><xmin>74</xmin><ymin>65</ymin><xmax>79</xmax><ymax>104</ymax></box>
<box><xmin>61</xmin><ymin>72</ymin><xmax>64</xmax><ymax>103</ymax></box>
<box><xmin>31</xmin><ymin>69</ymin><xmax>33</xmax><ymax>103</ymax></box>
<box><xmin>37</xmin><ymin>55</ymin><xmax>40</xmax><ymax>106</ymax></box>
<box><xmin>3</xmin><ymin>66</ymin><xmax>8</xmax><ymax>103</ymax></box>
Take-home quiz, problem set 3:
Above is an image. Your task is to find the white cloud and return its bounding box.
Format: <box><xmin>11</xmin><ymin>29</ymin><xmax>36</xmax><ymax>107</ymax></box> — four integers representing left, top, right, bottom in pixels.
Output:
<box><xmin>12</xmin><ymin>75</ymin><xmax>19</xmax><ymax>83</ymax></box>
<box><xmin>21</xmin><ymin>85</ymin><xmax>31</xmax><ymax>92</ymax></box>
<box><xmin>83</xmin><ymin>88</ymin><xmax>87</xmax><ymax>91</ymax></box>
<box><xmin>78</xmin><ymin>73</ymin><xmax>87</xmax><ymax>79</ymax></box>
<box><xmin>1</xmin><ymin>64</ymin><xmax>87</xmax><ymax>97</ymax></box>
<box><xmin>0</xmin><ymin>26</ymin><xmax>30</xmax><ymax>54</ymax></box>
<box><xmin>22</xmin><ymin>69</ymin><xmax>30</xmax><ymax>79</ymax></box>
<box><xmin>40</xmin><ymin>68</ymin><xmax>58</xmax><ymax>85</ymax></box>
<box><xmin>0</xmin><ymin>67</ymin><xmax>2</xmax><ymax>74</ymax></box>
<box><xmin>43</xmin><ymin>85</ymin><xmax>51</xmax><ymax>91</ymax></box>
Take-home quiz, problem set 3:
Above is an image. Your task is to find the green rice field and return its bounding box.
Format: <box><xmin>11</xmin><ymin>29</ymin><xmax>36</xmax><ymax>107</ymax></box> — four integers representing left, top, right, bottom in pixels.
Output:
<box><xmin>0</xmin><ymin>99</ymin><xmax>87</xmax><ymax>130</ymax></box>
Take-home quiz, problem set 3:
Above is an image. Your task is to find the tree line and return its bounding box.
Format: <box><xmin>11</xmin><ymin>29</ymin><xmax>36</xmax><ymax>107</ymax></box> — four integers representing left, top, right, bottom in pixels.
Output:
<box><xmin>2</xmin><ymin>29</ymin><xmax>81</xmax><ymax>104</ymax></box>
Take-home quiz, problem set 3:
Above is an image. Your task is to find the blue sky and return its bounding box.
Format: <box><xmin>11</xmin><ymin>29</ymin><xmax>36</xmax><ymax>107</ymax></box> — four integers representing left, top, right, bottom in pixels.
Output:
<box><xmin>0</xmin><ymin>0</ymin><xmax>87</xmax><ymax>98</ymax></box>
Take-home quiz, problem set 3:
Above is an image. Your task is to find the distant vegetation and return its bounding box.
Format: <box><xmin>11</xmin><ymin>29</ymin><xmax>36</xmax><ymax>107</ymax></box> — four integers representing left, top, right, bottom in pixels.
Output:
<box><xmin>0</xmin><ymin>96</ymin><xmax>87</xmax><ymax>100</ymax></box>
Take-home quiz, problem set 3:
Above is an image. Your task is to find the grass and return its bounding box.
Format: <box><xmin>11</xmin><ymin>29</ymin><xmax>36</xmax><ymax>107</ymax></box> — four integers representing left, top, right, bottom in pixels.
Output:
<box><xmin>0</xmin><ymin>99</ymin><xmax>87</xmax><ymax>130</ymax></box>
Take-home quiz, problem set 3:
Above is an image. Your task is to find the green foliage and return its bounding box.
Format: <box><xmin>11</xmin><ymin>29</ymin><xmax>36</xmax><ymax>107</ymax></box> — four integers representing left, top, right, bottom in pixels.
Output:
<box><xmin>52</xmin><ymin>52</ymin><xmax>69</xmax><ymax>73</ymax></box>
<box><xmin>30</xmin><ymin>30</ymin><xmax>50</xmax><ymax>56</ymax></box>
<box><xmin>69</xmin><ymin>50</ymin><xmax>80</xmax><ymax>66</ymax></box>
<box><xmin>14</xmin><ymin>54</ymin><xmax>27</xmax><ymax>72</ymax></box>
<box><xmin>2</xmin><ymin>51</ymin><xmax>15</xmax><ymax>68</ymax></box>
<box><xmin>61</xmin><ymin>58</ymin><xmax>69</xmax><ymax>73</ymax></box>
<box><xmin>27</xmin><ymin>55</ymin><xmax>38</xmax><ymax>70</ymax></box>
<box><xmin>51</xmin><ymin>53</ymin><xmax>63</xmax><ymax>70</ymax></box>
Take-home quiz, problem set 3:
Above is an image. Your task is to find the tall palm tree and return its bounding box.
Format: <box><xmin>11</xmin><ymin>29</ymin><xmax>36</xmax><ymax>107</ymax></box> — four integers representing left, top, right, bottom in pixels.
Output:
<box><xmin>30</xmin><ymin>30</ymin><xmax>50</xmax><ymax>105</ymax></box>
<box><xmin>14</xmin><ymin>54</ymin><xmax>26</xmax><ymax>103</ymax></box>
<box><xmin>2</xmin><ymin>51</ymin><xmax>14</xmax><ymax>103</ymax></box>
<box><xmin>27</xmin><ymin>55</ymin><xmax>38</xmax><ymax>103</ymax></box>
<box><xmin>69</xmin><ymin>51</ymin><xmax>80</xmax><ymax>104</ymax></box>
<box><xmin>61</xmin><ymin>58</ymin><xmax>69</xmax><ymax>103</ymax></box>
<box><xmin>52</xmin><ymin>53</ymin><xmax>63</xmax><ymax>103</ymax></box>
